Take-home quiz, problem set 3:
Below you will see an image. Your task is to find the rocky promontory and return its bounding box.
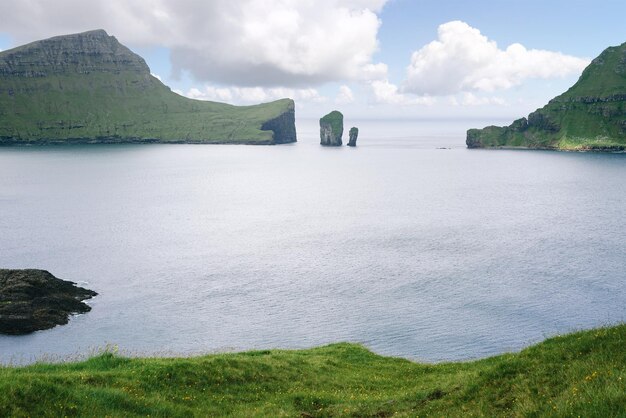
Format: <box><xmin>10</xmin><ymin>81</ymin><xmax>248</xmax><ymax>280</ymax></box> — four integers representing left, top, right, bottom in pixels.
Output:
<box><xmin>467</xmin><ymin>41</ymin><xmax>626</xmax><ymax>151</ymax></box>
<box><xmin>0</xmin><ymin>30</ymin><xmax>296</xmax><ymax>145</ymax></box>
<box><xmin>320</xmin><ymin>111</ymin><xmax>343</xmax><ymax>146</ymax></box>
<box><xmin>0</xmin><ymin>269</ymin><xmax>97</xmax><ymax>335</ymax></box>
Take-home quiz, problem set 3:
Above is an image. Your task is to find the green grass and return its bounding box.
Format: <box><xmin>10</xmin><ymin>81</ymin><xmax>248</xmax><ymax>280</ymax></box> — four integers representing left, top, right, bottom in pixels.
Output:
<box><xmin>1</xmin><ymin>324</ymin><xmax>625</xmax><ymax>417</ymax></box>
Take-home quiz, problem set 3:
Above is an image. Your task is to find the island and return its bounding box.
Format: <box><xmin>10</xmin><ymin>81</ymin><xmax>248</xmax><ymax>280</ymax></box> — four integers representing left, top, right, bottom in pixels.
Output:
<box><xmin>0</xmin><ymin>30</ymin><xmax>296</xmax><ymax>145</ymax></box>
<box><xmin>467</xmin><ymin>41</ymin><xmax>626</xmax><ymax>151</ymax></box>
<box><xmin>0</xmin><ymin>269</ymin><xmax>97</xmax><ymax>335</ymax></box>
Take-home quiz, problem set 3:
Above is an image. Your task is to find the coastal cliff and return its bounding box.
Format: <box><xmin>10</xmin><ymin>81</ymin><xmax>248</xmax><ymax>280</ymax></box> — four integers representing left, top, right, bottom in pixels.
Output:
<box><xmin>0</xmin><ymin>30</ymin><xmax>296</xmax><ymax>145</ymax></box>
<box><xmin>467</xmin><ymin>42</ymin><xmax>626</xmax><ymax>150</ymax></box>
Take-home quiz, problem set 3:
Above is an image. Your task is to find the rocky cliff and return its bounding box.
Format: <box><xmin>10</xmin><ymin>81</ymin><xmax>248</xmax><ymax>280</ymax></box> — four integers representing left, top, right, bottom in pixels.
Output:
<box><xmin>0</xmin><ymin>30</ymin><xmax>296</xmax><ymax>144</ymax></box>
<box><xmin>467</xmin><ymin>42</ymin><xmax>626</xmax><ymax>150</ymax></box>
<box><xmin>320</xmin><ymin>110</ymin><xmax>343</xmax><ymax>146</ymax></box>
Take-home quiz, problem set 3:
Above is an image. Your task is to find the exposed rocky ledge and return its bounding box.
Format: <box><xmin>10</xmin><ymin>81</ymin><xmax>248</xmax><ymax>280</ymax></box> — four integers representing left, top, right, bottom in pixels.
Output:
<box><xmin>0</xmin><ymin>269</ymin><xmax>97</xmax><ymax>335</ymax></box>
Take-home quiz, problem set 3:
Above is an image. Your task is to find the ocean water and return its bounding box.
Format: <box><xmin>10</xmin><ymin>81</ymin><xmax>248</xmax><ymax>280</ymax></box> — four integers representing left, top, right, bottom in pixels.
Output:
<box><xmin>1</xmin><ymin>118</ymin><xmax>625</xmax><ymax>364</ymax></box>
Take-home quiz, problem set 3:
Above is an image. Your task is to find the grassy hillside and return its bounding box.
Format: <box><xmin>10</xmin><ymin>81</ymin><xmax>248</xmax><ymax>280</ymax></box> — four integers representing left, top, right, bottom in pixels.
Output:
<box><xmin>1</xmin><ymin>324</ymin><xmax>624</xmax><ymax>417</ymax></box>
<box><xmin>467</xmin><ymin>42</ymin><xmax>626</xmax><ymax>151</ymax></box>
<box><xmin>0</xmin><ymin>30</ymin><xmax>296</xmax><ymax>144</ymax></box>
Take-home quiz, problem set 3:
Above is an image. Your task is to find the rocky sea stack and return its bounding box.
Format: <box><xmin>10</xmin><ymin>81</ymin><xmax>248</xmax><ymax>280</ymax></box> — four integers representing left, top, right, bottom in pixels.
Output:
<box><xmin>347</xmin><ymin>127</ymin><xmax>359</xmax><ymax>146</ymax></box>
<box><xmin>0</xmin><ymin>269</ymin><xmax>97</xmax><ymax>335</ymax></box>
<box><xmin>0</xmin><ymin>30</ymin><xmax>296</xmax><ymax>145</ymax></box>
<box><xmin>320</xmin><ymin>110</ymin><xmax>343</xmax><ymax>146</ymax></box>
<box><xmin>467</xmin><ymin>41</ymin><xmax>626</xmax><ymax>151</ymax></box>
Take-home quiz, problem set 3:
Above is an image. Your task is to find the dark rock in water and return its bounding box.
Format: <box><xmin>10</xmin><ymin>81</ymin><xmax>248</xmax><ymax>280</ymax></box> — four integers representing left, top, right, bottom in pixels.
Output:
<box><xmin>0</xmin><ymin>269</ymin><xmax>97</xmax><ymax>335</ymax></box>
<box><xmin>320</xmin><ymin>110</ymin><xmax>343</xmax><ymax>146</ymax></box>
<box><xmin>347</xmin><ymin>127</ymin><xmax>359</xmax><ymax>146</ymax></box>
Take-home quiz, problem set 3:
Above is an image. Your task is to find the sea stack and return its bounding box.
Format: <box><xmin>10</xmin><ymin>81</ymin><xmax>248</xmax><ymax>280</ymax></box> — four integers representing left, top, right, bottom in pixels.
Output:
<box><xmin>347</xmin><ymin>127</ymin><xmax>359</xmax><ymax>146</ymax></box>
<box><xmin>320</xmin><ymin>111</ymin><xmax>343</xmax><ymax>146</ymax></box>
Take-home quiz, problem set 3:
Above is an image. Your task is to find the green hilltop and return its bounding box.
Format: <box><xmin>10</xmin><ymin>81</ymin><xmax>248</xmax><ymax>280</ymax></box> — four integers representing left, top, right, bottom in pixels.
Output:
<box><xmin>0</xmin><ymin>324</ymin><xmax>624</xmax><ymax>416</ymax></box>
<box><xmin>467</xmin><ymin>42</ymin><xmax>626</xmax><ymax>151</ymax></box>
<box><xmin>0</xmin><ymin>30</ymin><xmax>296</xmax><ymax>145</ymax></box>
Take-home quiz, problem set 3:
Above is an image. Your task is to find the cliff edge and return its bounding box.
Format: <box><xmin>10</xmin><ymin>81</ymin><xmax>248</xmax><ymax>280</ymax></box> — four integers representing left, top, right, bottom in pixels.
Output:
<box><xmin>467</xmin><ymin>42</ymin><xmax>626</xmax><ymax>151</ymax></box>
<box><xmin>0</xmin><ymin>30</ymin><xmax>296</xmax><ymax>145</ymax></box>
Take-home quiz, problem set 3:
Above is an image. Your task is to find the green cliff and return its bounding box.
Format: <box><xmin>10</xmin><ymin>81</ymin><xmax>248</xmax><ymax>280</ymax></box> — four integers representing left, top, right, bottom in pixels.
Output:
<box><xmin>0</xmin><ymin>30</ymin><xmax>296</xmax><ymax>145</ymax></box>
<box><xmin>467</xmin><ymin>42</ymin><xmax>626</xmax><ymax>151</ymax></box>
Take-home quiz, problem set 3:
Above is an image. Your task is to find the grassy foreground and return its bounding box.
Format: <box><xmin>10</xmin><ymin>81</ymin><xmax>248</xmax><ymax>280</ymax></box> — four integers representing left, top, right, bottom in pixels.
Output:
<box><xmin>1</xmin><ymin>325</ymin><xmax>625</xmax><ymax>417</ymax></box>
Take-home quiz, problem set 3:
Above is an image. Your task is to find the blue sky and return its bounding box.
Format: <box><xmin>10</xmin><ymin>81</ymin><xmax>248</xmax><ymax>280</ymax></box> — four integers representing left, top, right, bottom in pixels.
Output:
<box><xmin>0</xmin><ymin>0</ymin><xmax>624</xmax><ymax>120</ymax></box>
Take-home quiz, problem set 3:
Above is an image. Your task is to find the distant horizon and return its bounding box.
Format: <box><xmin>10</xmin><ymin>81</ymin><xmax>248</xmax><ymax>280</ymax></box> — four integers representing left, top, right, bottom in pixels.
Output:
<box><xmin>1</xmin><ymin>0</ymin><xmax>624</xmax><ymax>119</ymax></box>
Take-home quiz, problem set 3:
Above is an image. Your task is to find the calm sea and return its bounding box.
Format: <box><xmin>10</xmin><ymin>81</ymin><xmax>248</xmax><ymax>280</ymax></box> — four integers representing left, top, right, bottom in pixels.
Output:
<box><xmin>1</xmin><ymin>118</ymin><xmax>624</xmax><ymax>364</ymax></box>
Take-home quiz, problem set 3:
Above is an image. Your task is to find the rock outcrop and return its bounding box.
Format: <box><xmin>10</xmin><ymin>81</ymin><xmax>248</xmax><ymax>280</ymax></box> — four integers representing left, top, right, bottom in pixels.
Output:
<box><xmin>0</xmin><ymin>30</ymin><xmax>296</xmax><ymax>145</ymax></box>
<box><xmin>467</xmin><ymin>41</ymin><xmax>626</xmax><ymax>151</ymax></box>
<box><xmin>0</xmin><ymin>269</ymin><xmax>97</xmax><ymax>335</ymax></box>
<box><xmin>320</xmin><ymin>111</ymin><xmax>343</xmax><ymax>146</ymax></box>
<box><xmin>347</xmin><ymin>127</ymin><xmax>358</xmax><ymax>146</ymax></box>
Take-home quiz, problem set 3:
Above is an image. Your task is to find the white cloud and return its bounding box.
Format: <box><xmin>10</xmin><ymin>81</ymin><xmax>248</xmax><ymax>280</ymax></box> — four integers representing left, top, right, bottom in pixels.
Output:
<box><xmin>403</xmin><ymin>20</ymin><xmax>589</xmax><ymax>95</ymax></box>
<box><xmin>335</xmin><ymin>85</ymin><xmax>355</xmax><ymax>104</ymax></box>
<box><xmin>184</xmin><ymin>85</ymin><xmax>326</xmax><ymax>105</ymax></box>
<box><xmin>370</xmin><ymin>79</ymin><xmax>435</xmax><ymax>106</ymax></box>
<box><xmin>151</xmin><ymin>73</ymin><xmax>162</xmax><ymax>82</ymax></box>
<box><xmin>0</xmin><ymin>0</ymin><xmax>389</xmax><ymax>87</ymax></box>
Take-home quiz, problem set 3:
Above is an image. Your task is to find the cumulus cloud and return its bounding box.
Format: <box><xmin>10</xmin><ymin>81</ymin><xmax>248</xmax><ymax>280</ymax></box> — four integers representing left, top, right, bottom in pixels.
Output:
<box><xmin>183</xmin><ymin>85</ymin><xmax>326</xmax><ymax>105</ymax></box>
<box><xmin>403</xmin><ymin>21</ymin><xmax>589</xmax><ymax>95</ymax></box>
<box><xmin>370</xmin><ymin>79</ymin><xmax>435</xmax><ymax>105</ymax></box>
<box><xmin>335</xmin><ymin>85</ymin><xmax>355</xmax><ymax>104</ymax></box>
<box><xmin>0</xmin><ymin>0</ymin><xmax>388</xmax><ymax>87</ymax></box>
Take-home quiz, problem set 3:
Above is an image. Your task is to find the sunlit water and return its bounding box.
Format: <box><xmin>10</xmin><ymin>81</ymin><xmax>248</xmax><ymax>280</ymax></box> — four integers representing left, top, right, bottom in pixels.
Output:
<box><xmin>1</xmin><ymin>118</ymin><xmax>625</xmax><ymax>365</ymax></box>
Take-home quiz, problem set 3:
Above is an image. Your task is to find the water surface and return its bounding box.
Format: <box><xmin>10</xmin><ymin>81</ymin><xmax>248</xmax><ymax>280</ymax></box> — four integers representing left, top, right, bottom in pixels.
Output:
<box><xmin>1</xmin><ymin>119</ymin><xmax>624</xmax><ymax>364</ymax></box>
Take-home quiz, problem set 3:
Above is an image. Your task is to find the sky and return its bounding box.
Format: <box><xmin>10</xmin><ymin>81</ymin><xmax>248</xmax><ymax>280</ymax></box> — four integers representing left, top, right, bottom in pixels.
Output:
<box><xmin>0</xmin><ymin>0</ymin><xmax>624</xmax><ymax>121</ymax></box>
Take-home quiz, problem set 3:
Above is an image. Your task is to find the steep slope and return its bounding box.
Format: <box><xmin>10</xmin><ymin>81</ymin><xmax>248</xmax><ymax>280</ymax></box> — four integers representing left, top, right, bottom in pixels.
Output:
<box><xmin>467</xmin><ymin>42</ymin><xmax>626</xmax><ymax>150</ymax></box>
<box><xmin>0</xmin><ymin>30</ymin><xmax>296</xmax><ymax>145</ymax></box>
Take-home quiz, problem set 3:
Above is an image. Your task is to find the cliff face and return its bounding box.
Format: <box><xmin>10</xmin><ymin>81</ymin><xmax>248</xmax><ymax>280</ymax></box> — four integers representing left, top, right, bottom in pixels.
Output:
<box><xmin>0</xmin><ymin>30</ymin><xmax>151</xmax><ymax>78</ymax></box>
<box><xmin>261</xmin><ymin>99</ymin><xmax>297</xmax><ymax>144</ymax></box>
<box><xmin>467</xmin><ymin>42</ymin><xmax>626</xmax><ymax>151</ymax></box>
<box><xmin>0</xmin><ymin>30</ymin><xmax>296</xmax><ymax>144</ymax></box>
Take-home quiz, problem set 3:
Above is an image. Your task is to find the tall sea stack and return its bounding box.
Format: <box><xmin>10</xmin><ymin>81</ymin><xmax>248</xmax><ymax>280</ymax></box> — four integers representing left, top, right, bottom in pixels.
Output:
<box><xmin>347</xmin><ymin>127</ymin><xmax>359</xmax><ymax>146</ymax></box>
<box><xmin>320</xmin><ymin>111</ymin><xmax>343</xmax><ymax>146</ymax></box>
